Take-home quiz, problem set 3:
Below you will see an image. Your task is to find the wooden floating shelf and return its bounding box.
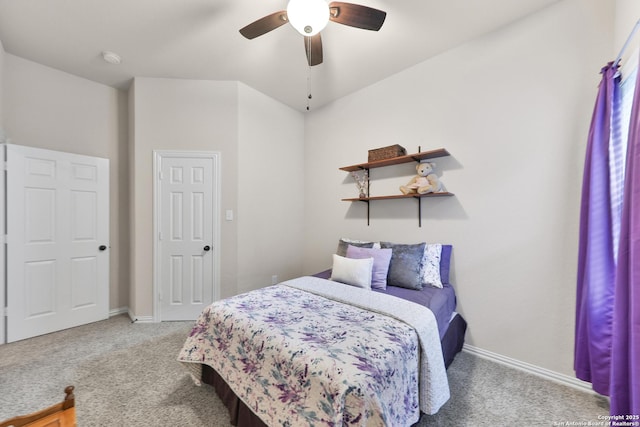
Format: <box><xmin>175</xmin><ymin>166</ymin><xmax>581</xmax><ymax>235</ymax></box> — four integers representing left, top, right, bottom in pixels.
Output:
<box><xmin>342</xmin><ymin>192</ymin><xmax>454</xmax><ymax>227</ymax></box>
<box><xmin>341</xmin><ymin>192</ymin><xmax>454</xmax><ymax>202</ymax></box>
<box><xmin>339</xmin><ymin>148</ymin><xmax>450</xmax><ymax>172</ymax></box>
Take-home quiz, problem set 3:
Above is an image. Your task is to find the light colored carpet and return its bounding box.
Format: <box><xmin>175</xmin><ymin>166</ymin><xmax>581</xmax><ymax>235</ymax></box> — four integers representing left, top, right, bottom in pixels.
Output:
<box><xmin>0</xmin><ymin>315</ymin><xmax>609</xmax><ymax>426</ymax></box>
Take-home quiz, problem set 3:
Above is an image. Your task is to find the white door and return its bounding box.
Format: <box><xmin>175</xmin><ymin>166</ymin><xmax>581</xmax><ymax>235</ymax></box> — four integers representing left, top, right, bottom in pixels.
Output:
<box><xmin>0</xmin><ymin>145</ymin><xmax>5</xmax><ymax>345</ymax></box>
<box><xmin>6</xmin><ymin>144</ymin><xmax>109</xmax><ymax>342</ymax></box>
<box><xmin>155</xmin><ymin>151</ymin><xmax>219</xmax><ymax>321</ymax></box>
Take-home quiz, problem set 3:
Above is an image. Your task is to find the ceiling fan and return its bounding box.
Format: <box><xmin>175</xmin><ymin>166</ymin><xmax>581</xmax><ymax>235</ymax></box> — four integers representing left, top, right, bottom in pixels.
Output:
<box><xmin>239</xmin><ymin>0</ymin><xmax>386</xmax><ymax>66</ymax></box>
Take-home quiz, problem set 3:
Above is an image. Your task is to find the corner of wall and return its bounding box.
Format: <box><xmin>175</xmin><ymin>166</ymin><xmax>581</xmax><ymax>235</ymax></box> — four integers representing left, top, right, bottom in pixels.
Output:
<box><xmin>129</xmin><ymin>78</ymin><xmax>242</xmax><ymax>316</ymax></box>
<box><xmin>127</xmin><ymin>79</ymin><xmax>137</xmax><ymax>317</ymax></box>
<box><xmin>0</xmin><ymin>38</ymin><xmax>5</xmax><ymax>133</ymax></box>
<box><xmin>236</xmin><ymin>84</ymin><xmax>305</xmax><ymax>293</ymax></box>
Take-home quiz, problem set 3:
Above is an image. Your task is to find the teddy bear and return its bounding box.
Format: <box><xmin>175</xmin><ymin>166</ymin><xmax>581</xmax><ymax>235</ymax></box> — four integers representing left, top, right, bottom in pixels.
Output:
<box><xmin>400</xmin><ymin>162</ymin><xmax>443</xmax><ymax>195</ymax></box>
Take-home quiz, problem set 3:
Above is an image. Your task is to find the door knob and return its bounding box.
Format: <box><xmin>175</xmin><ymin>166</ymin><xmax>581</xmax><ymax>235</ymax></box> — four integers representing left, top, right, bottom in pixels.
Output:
<box><xmin>203</xmin><ymin>245</ymin><xmax>211</xmax><ymax>252</ymax></box>
<box><xmin>99</xmin><ymin>245</ymin><xmax>107</xmax><ymax>251</ymax></box>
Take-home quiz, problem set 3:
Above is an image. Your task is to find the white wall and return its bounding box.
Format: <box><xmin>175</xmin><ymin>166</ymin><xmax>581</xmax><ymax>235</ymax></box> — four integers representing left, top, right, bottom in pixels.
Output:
<box><xmin>3</xmin><ymin>54</ymin><xmax>130</xmax><ymax>313</ymax></box>
<box><xmin>303</xmin><ymin>0</ymin><xmax>613</xmax><ymax>377</ymax></box>
<box><xmin>614</xmin><ymin>0</ymin><xmax>640</xmax><ymax>64</ymax></box>
<box><xmin>129</xmin><ymin>78</ymin><xmax>305</xmax><ymax>318</ymax></box>
<box><xmin>130</xmin><ymin>78</ymin><xmax>239</xmax><ymax>318</ymax></box>
<box><xmin>237</xmin><ymin>83</ymin><xmax>305</xmax><ymax>293</ymax></box>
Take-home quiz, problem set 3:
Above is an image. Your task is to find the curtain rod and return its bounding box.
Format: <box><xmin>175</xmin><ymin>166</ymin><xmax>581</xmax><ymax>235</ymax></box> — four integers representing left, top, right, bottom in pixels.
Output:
<box><xmin>614</xmin><ymin>18</ymin><xmax>640</xmax><ymax>68</ymax></box>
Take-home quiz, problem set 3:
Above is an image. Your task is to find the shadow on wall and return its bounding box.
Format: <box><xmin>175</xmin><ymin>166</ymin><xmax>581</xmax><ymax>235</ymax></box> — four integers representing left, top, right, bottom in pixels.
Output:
<box><xmin>344</xmin><ymin>196</ymin><xmax>468</xmax><ymax>224</ymax></box>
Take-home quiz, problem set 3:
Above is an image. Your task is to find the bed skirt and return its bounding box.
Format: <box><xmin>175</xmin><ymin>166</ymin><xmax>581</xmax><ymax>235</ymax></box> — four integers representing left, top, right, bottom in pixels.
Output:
<box><xmin>201</xmin><ymin>312</ymin><xmax>467</xmax><ymax>427</ymax></box>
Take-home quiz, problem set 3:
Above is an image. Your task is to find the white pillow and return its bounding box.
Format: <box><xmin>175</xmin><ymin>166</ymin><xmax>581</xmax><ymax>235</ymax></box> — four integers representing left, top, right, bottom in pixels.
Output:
<box><xmin>330</xmin><ymin>254</ymin><xmax>374</xmax><ymax>289</ymax></box>
<box><xmin>421</xmin><ymin>243</ymin><xmax>443</xmax><ymax>288</ymax></box>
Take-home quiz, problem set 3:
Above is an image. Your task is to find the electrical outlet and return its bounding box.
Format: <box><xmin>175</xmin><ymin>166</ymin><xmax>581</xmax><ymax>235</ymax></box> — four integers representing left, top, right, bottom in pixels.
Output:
<box><xmin>271</xmin><ymin>275</ymin><xmax>278</xmax><ymax>285</ymax></box>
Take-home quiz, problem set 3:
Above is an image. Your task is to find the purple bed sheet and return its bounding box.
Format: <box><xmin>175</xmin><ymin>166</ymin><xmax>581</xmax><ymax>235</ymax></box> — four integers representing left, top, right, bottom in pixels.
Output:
<box><xmin>313</xmin><ymin>269</ymin><xmax>457</xmax><ymax>340</ymax></box>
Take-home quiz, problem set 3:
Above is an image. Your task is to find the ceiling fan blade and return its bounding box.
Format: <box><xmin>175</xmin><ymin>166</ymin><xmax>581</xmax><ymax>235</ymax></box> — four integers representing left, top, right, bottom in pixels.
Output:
<box><xmin>328</xmin><ymin>2</ymin><xmax>386</xmax><ymax>31</ymax></box>
<box><xmin>239</xmin><ymin>11</ymin><xmax>288</xmax><ymax>39</ymax></box>
<box><xmin>304</xmin><ymin>34</ymin><xmax>323</xmax><ymax>66</ymax></box>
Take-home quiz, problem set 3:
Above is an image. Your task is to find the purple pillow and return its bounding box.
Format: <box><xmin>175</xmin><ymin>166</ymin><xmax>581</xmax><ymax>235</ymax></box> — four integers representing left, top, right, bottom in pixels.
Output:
<box><xmin>346</xmin><ymin>245</ymin><xmax>392</xmax><ymax>290</ymax></box>
<box><xmin>440</xmin><ymin>245</ymin><xmax>452</xmax><ymax>284</ymax></box>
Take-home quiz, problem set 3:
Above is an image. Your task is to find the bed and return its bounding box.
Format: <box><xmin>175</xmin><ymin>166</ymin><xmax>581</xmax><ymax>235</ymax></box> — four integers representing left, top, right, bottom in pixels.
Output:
<box><xmin>178</xmin><ymin>240</ymin><xmax>467</xmax><ymax>427</ymax></box>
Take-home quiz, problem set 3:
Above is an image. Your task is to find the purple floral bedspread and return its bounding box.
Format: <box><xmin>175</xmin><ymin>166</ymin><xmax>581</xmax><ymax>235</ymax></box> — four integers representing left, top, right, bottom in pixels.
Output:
<box><xmin>178</xmin><ymin>277</ymin><xmax>449</xmax><ymax>426</ymax></box>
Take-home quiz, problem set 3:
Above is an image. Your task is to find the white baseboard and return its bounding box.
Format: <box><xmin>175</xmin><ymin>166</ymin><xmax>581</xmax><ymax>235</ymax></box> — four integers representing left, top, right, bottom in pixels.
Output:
<box><xmin>109</xmin><ymin>307</ymin><xmax>155</xmax><ymax>323</ymax></box>
<box><xmin>109</xmin><ymin>307</ymin><xmax>129</xmax><ymax>317</ymax></box>
<box><xmin>127</xmin><ymin>309</ymin><xmax>154</xmax><ymax>323</ymax></box>
<box><xmin>462</xmin><ymin>344</ymin><xmax>599</xmax><ymax>395</ymax></box>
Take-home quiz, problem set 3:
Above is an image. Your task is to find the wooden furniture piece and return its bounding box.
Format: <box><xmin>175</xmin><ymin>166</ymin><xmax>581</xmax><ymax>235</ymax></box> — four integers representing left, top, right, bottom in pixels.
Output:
<box><xmin>0</xmin><ymin>386</ymin><xmax>76</xmax><ymax>427</ymax></box>
<box><xmin>340</xmin><ymin>147</ymin><xmax>454</xmax><ymax>226</ymax></box>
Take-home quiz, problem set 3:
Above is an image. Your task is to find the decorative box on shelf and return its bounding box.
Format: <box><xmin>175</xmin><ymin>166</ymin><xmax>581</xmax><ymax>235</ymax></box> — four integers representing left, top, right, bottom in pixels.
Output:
<box><xmin>367</xmin><ymin>144</ymin><xmax>406</xmax><ymax>162</ymax></box>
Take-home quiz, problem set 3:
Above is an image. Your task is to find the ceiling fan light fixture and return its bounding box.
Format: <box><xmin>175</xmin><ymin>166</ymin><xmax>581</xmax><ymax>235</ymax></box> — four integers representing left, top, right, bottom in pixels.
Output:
<box><xmin>286</xmin><ymin>0</ymin><xmax>329</xmax><ymax>36</ymax></box>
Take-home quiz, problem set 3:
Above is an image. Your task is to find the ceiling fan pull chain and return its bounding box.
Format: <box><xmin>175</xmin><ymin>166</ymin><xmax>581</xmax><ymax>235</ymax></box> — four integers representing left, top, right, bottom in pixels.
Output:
<box><xmin>306</xmin><ymin>67</ymin><xmax>312</xmax><ymax>111</ymax></box>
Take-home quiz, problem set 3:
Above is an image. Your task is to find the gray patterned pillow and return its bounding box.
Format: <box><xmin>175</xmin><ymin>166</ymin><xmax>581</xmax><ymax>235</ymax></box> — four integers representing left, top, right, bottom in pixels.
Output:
<box><xmin>336</xmin><ymin>238</ymin><xmax>375</xmax><ymax>257</ymax></box>
<box><xmin>380</xmin><ymin>242</ymin><xmax>426</xmax><ymax>290</ymax></box>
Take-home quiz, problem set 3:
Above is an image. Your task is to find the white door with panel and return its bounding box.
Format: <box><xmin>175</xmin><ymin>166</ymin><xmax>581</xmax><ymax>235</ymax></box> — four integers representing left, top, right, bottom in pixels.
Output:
<box><xmin>156</xmin><ymin>152</ymin><xmax>219</xmax><ymax>321</ymax></box>
<box><xmin>5</xmin><ymin>144</ymin><xmax>109</xmax><ymax>343</ymax></box>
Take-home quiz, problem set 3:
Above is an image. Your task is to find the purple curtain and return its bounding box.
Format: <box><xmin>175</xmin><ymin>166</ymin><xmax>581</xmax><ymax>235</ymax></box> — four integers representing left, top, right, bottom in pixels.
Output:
<box><xmin>575</xmin><ymin>63</ymin><xmax>619</xmax><ymax>396</ymax></box>
<box><xmin>576</xmin><ymin>57</ymin><xmax>640</xmax><ymax>416</ymax></box>
<box><xmin>610</xmin><ymin>58</ymin><xmax>640</xmax><ymax>416</ymax></box>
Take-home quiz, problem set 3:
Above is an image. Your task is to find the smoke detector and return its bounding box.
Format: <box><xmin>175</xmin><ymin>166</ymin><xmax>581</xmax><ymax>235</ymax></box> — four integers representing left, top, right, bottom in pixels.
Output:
<box><xmin>102</xmin><ymin>51</ymin><xmax>121</xmax><ymax>64</ymax></box>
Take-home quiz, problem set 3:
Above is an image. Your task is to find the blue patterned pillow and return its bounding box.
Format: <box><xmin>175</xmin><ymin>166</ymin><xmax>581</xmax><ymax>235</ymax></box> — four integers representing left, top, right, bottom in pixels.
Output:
<box><xmin>421</xmin><ymin>244</ymin><xmax>443</xmax><ymax>288</ymax></box>
<box><xmin>380</xmin><ymin>242</ymin><xmax>426</xmax><ymax>290</ymax></box>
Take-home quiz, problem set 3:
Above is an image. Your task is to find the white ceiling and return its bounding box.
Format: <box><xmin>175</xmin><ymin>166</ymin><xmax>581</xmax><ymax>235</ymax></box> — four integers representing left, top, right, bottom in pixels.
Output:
<box><xmin>0</xmin><ymin>0</ymin><xmax>560</xmax><ymax>112</ymax></box>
